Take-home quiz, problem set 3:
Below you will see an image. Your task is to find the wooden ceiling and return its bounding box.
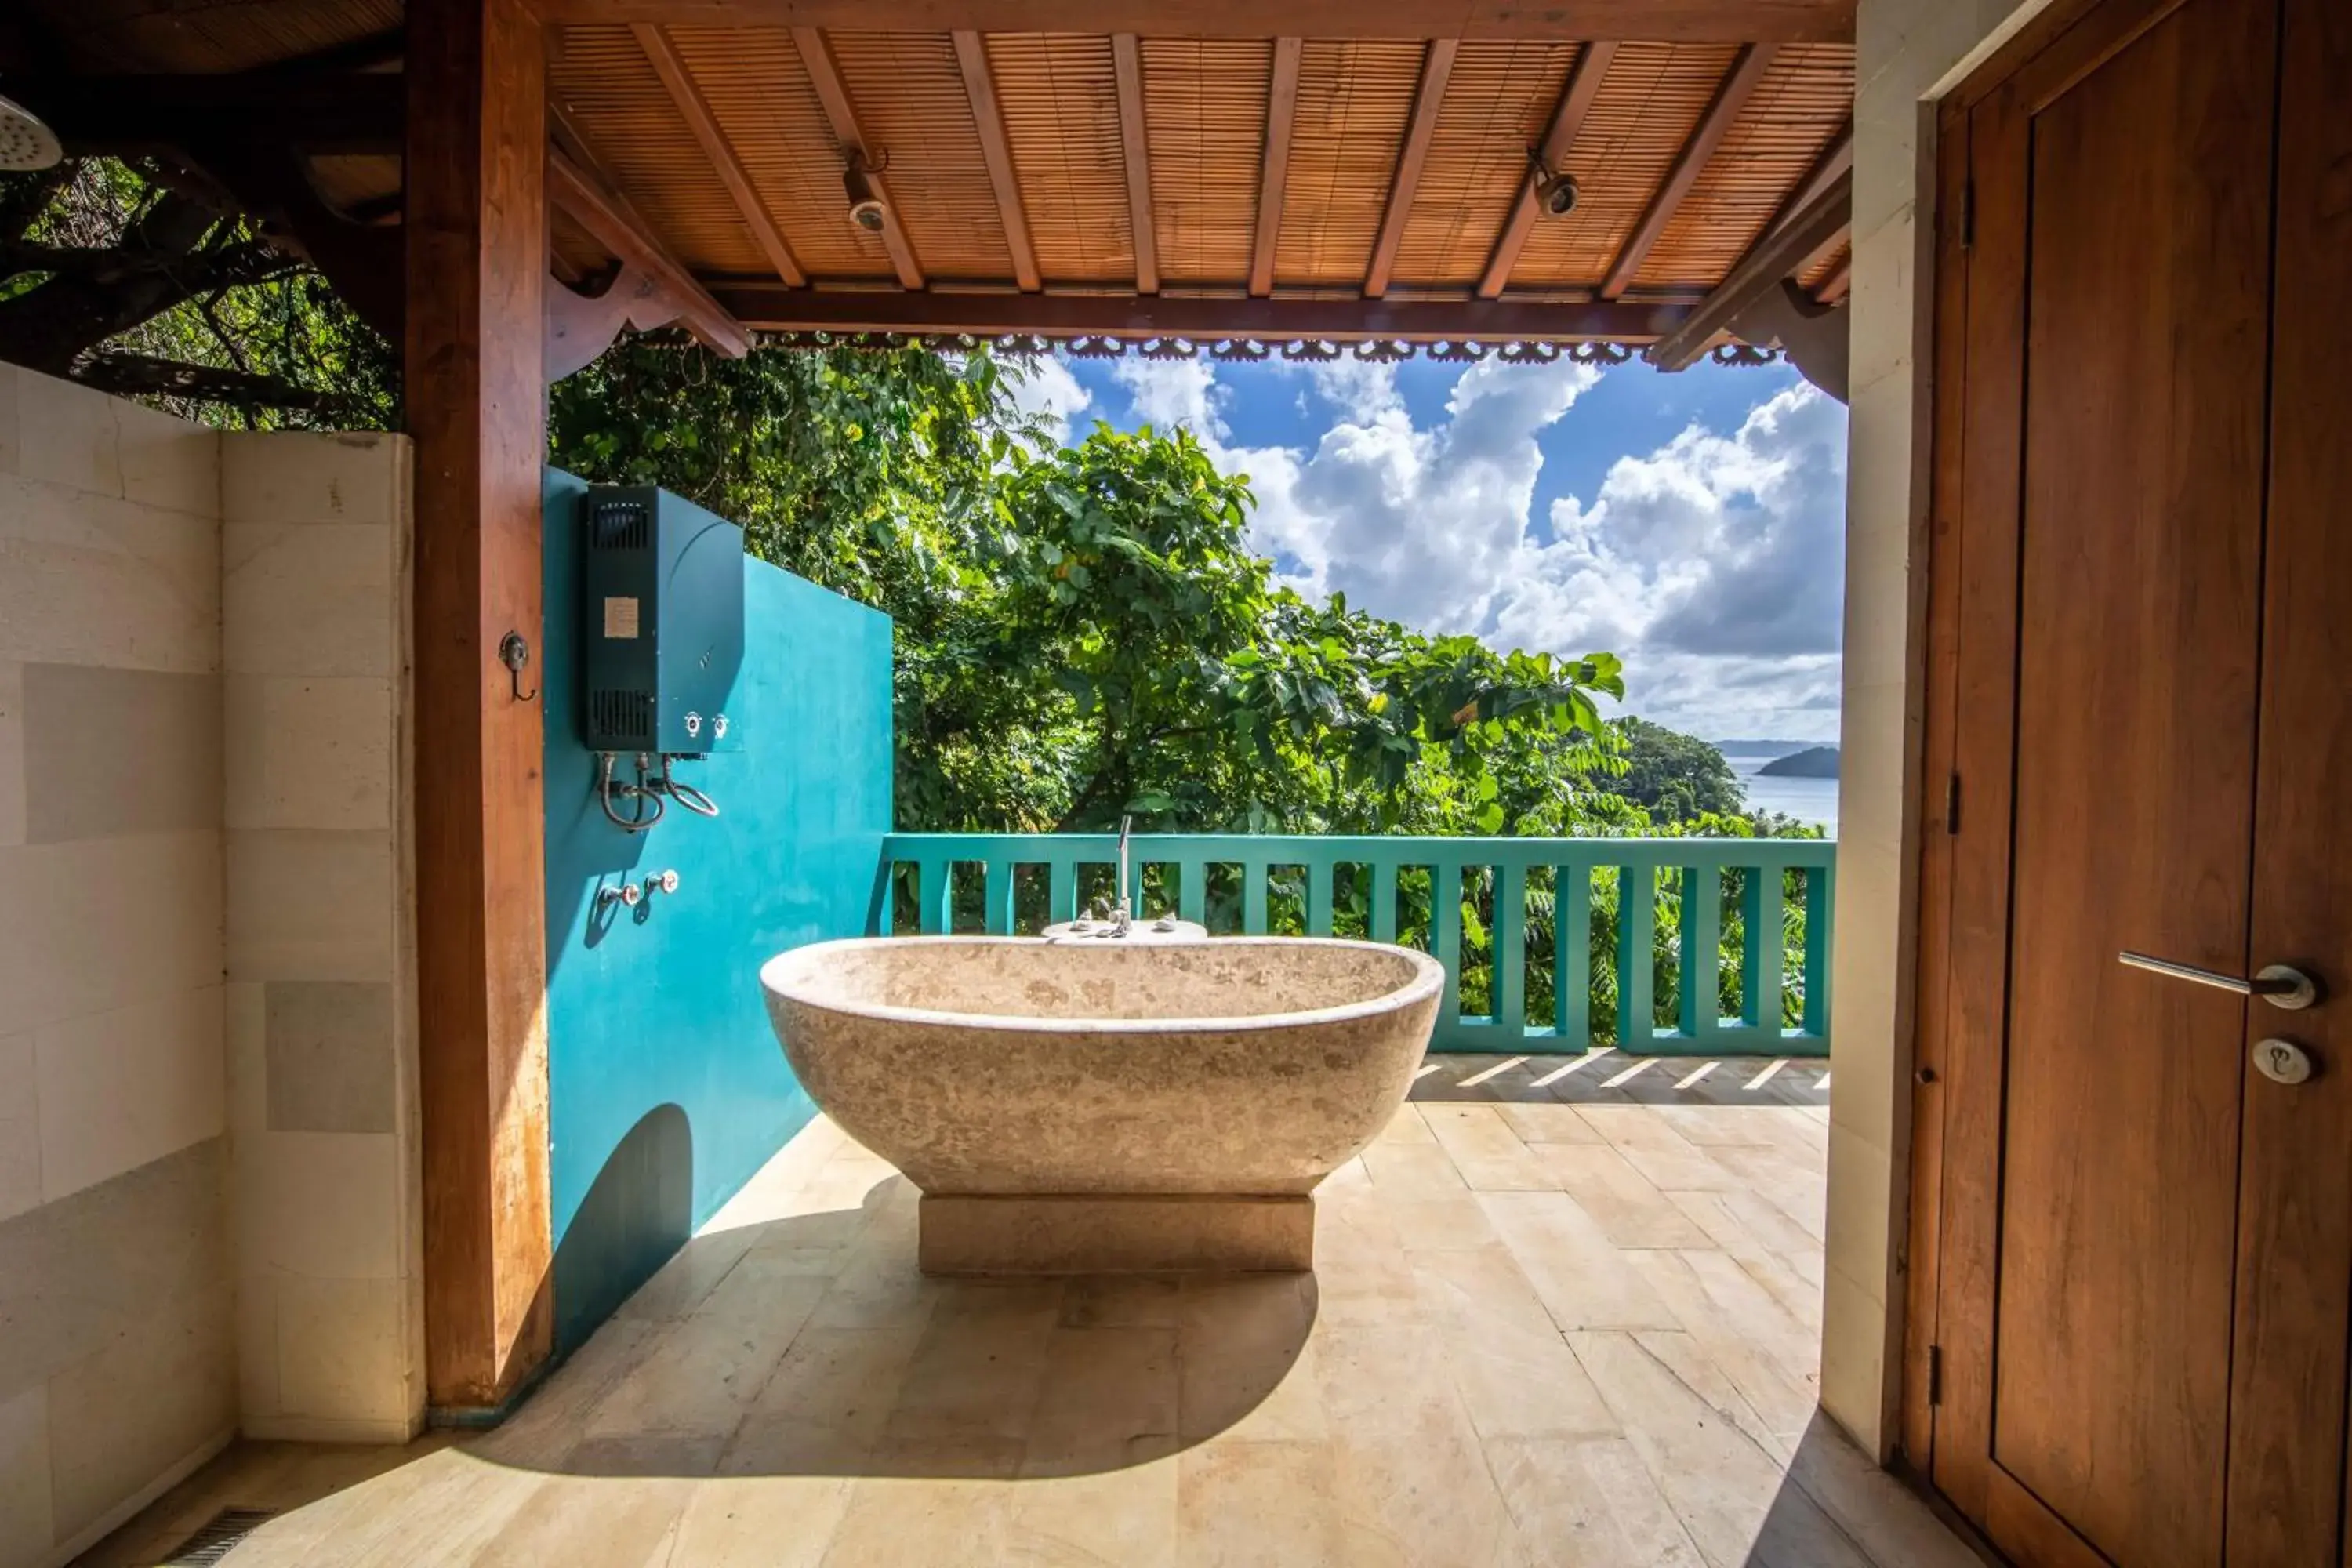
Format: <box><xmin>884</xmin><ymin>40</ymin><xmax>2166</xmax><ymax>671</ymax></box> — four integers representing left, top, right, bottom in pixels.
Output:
<box><xmin>16</xmin><ymin>0</ymin><xmax>1857</xmax><ymax>362</ymax></box>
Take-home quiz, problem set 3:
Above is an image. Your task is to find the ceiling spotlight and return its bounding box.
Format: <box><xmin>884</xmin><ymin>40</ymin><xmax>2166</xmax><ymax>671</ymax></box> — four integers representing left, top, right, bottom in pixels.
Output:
<box><xmin>0</xmin><ymin>93</ymin><xmax>63</xmax><ymax>172</ymax></box>
<box><xmin>842</xmin><ymin>151</ymin><xmax>885</xmax><ymax>233</ymax></box>
<box><xmin>1525</xmin><ymin>147</ymin><xmax>1580</xmax><ymax>219</ymax></box>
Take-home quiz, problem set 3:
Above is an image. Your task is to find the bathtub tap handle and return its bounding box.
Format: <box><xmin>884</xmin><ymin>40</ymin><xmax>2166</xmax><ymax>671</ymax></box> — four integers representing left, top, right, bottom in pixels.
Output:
<box><xmin>599</xmin><ymin>881</ymin><xmax>641</xmax><ymax>909</ymax></box>
<box><xmin>646</xmin><ymin>869</ymin><xmax>681</xmax><ymax>897</ymax></box>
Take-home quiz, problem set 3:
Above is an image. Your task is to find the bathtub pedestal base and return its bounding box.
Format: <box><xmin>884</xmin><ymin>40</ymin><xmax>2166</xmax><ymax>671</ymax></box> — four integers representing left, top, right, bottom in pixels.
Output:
<box><xmin>918</xmin><ymin>1193</ymin><xmax>1314</xmax><ymax>1276</ymax></box>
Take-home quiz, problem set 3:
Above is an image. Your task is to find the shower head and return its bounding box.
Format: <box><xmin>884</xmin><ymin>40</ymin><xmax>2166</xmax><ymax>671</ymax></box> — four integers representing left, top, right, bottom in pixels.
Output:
<box><xmin>0</xmin><ymin>93</ymin><xmax>61</xmax><ymax>171</ymax></box>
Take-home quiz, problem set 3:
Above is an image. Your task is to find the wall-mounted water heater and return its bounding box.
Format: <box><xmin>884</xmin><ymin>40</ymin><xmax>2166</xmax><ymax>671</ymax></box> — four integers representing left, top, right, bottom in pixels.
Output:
<box><xmin>579</xmin><ymin>485</ymin><xmax>746</xmax><ymax>832</ymax></box>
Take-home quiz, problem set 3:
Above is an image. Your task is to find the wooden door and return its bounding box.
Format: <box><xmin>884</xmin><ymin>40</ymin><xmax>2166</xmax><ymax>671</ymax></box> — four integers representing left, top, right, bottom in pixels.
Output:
<box><xmin>1915</xmin><ymin>0</ymin><xmax>2352</xmax><ymax>1562</ymax></box>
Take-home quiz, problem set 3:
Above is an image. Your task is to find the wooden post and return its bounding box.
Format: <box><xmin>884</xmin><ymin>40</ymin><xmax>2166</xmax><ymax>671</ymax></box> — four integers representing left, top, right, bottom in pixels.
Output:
<box><xmin>405</xmin><ymin>0</ymin><xmax>554</xmax><ymax>1414</ymax></box>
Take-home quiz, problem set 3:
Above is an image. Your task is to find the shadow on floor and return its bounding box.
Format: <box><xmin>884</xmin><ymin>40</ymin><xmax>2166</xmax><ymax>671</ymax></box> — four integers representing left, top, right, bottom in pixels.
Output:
<box><xmin>1737</xmin><ymin>1411</ymin><xmax>1996</xmax><ymax>1568</ymax></box>
<box><xmin>463</xmin><ymin>1170</ymin><xmax>1319</xmax><ymax>1482</ymax></box>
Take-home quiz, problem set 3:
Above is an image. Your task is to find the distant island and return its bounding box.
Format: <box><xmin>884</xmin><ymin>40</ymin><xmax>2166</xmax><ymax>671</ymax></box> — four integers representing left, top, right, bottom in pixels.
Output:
<box><xmin>1711</xmin><ymin>738</ymin><xmax>1820</xmax><ymax>758</ymax></box>
<box><xmin>1758</xmin><ymin>746</ymin><xmax>1839</xmax><ymax>779</ymax></box>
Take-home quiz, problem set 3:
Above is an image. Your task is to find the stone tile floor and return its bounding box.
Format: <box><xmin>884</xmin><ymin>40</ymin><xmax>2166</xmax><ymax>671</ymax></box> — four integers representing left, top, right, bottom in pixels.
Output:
<box><xmin>81</xmin><ymin>1053</ymin><xmax>1979</xmax><ymax>1567</ymax></box>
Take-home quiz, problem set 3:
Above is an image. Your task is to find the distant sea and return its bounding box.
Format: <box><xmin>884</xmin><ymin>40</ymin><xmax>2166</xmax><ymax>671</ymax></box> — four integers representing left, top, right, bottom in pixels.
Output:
<box><xmin>1730</xmin><ymin>755</ymin><xmax>1839</xmax><ymax>835</ymax></box>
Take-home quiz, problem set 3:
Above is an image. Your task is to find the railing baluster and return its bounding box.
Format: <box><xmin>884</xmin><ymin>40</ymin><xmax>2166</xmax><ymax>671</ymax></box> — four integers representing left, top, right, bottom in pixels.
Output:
<box><xmin>1676</xmin><ymin>855</ymin><xmax>1721</xmax><ymax>1047</ymax></box>
<box><xmin>1802</xmin><ymin>862</ymin><xmax>1834</xmax><ymax>1046</ymax></box>
<box><xmin>1494</xmin><ymin>862</ymin><xmax>1526</xmax><ymax>1040</ymax></box>
<box><xmin>1432</xmin><ymin>861</ymin><xmax>1463</xmax><ymax>1043</ymax></box>
<box><xmin>1617</xmin><ymin>864</ymin><xmax>1655</xmax><ymax>1051</ymax></box>
<box><xmin>1306</xmin><ymin>858</ymin><xmax>1335</xmax><ymax>935</ymax></box>
<box><xmin>983</xmin><ymin>859</ymin><xmax>1014</xmax><ymax>935</ymax></box>
<box><xmin>916</xmin><ymin>857</ymin><xmax>952</xmax><ymax>935</ymax></box>
<box><xmin>1049</xmin><ymin>858</ymin><xmax>1078</xmax><ymax>924</ymax></box>
<box><xmin>1741</xmin><ymin>864</ymin><xmax>1784</xmax><ymax>1044</ymax></box>
<box><xmin>1243</xmin><ymin>860</ymin><xmax>1269</xmax><ymax>934</ymax></box>
<box><xmin>1178</xmin><ymin>860</ymin><xmax>1207</xmax><ymax>927</ymax></box>
<box><xmin>1370</xmin><ymin>862</ymin><xmax>1398</xmax><ymax>942</ymax></box>
<box><xmin>1556</xmin><ymin>862</ymin><xmax>1592</xmax><ymax>1052</ymax></box>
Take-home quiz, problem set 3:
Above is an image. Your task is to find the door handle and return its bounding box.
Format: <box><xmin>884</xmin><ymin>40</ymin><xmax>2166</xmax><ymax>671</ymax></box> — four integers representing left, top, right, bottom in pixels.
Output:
<box><xmin>2118</xmin><ymin>951</ymin><xmax>2321</xmax><ymax>1011</ymax></box>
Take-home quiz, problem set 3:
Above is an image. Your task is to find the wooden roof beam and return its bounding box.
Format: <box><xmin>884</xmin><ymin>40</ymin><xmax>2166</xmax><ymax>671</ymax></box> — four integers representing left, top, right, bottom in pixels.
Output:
<box><xmin>632</xmin><ymin>23</ymin><xmax>807</xmax><ymax>288</ymax></box>
<box><xmin>546</xmin><ymin>143</ymin><xmax>752</xmax><ymax>357</ymax></box>
<box><xmin>1599</xmin><ymin>42</ymin><xmax>1778</xmax><ymax>301</ymax></box>
<box><xmin>532</xmin><ymin>1</ymin><xmax>1854</xmax><ymax>47</ymax></box>
<box><xmin>1364</xmin><ymin>38</ymin><xmax>1456</xmax><ymax>298</ymax></box>
<box><xmin>1248</xmin><ymin>37</ymin><xmax>1303</xmax><ymax>298</ymax></box>
<box><xmin>1478</xmin><ymin>39</ymin><xmax>1617</xmax><ymax>299</ymax></box>
<box><xmin>710</xmin><ymin>283</ymin><xmax>1690</xmax><ymax>344</ymax></box>
<box><xmin>952</xmin><ymin>31</ymin><xmax>1040</xmax><ymax>292</ymax></box>
<box><xmin>791</xmin><ymin>25</ymin><xmax>925</xmax><ymax>290</ymax></box>
<box><xmin>1645</xmin><ymin>164</ymin><xmax>1849</xmax><ymax>370</ymax></box>
<box><xmin>1112</xmin><ymin>32</ymin><xmax>1160</xmax><ymax>295</ymax></box>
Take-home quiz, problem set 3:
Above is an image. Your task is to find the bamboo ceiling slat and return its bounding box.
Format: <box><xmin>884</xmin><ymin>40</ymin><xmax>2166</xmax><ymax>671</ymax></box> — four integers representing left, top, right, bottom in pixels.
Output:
<box><xmin>1508</xmin><ymin>40</ymin><xmax>1740</xmax><ymax>292</ymax></box>
<box><xmin>664</xmin><ymin>27</ymin><xmax>894</xmax><ymax>281</ymax></box>
<box><xmin>1141</xmin><ymin>38</ymin><xmax>1274</xmax><ymax>287</ymax></box>
<box><xmin>826</xmin><ymin>31</ymin><xmax>1014</xmax><ymax>283</ymax></box>
<box><xmin>986</xmin><ymin>34</ymin><xmax>1136</xmax><ymax>287</ymax></box>
<box><xmin>1635</xmin><ymin>42</ymin><xmax>1853</xmax><ymax>289</ymax></box>
<box><xmin>1275</xmin><ymin>40</ymin><xmax>1421</xmax><ymax>289</ymax></box>
<box><xmin>551</xmin><ymin>26</ymin><xmax>770</xmax><ymax>278</ymax></box>
<box><xmin>1388</xmin><ymin>40</ymin><xmax>1578</xmax><ymax>290</ymax></box>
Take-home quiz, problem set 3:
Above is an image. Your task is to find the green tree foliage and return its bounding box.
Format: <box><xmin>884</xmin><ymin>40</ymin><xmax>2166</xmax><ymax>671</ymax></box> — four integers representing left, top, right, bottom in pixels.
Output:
<box><xmin>0</xmin><ymin>158</ymin><xmax>397</xmax><ymax>429</ymax></box>
<box><xmin>548</xmin><ymin>333</ymin><xmax>1823</xmax><ymax>1039</ymax></box>
<box><xmin>1612</xmin><ymin>716</ymin><xmax>1748</xmax><ymax>822</ymax></box>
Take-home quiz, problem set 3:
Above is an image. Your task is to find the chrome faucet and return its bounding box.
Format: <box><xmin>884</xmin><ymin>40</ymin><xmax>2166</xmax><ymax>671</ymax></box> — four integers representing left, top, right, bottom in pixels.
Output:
<box><xmin>1113</xmin><ymin>815</ymin><xmax>1134</xmax><ymax>935</ymax></box>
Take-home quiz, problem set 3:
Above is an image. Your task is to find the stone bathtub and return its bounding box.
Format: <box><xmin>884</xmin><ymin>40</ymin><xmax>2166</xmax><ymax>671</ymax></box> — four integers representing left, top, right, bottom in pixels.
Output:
<box><xmin>759</xmin><ymin>935</ymin><xmax>1442</xmax><ymax>1274</ymax></box>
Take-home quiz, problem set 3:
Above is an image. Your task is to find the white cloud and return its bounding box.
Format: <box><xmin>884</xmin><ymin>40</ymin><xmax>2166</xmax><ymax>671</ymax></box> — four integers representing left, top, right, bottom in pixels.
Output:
<box><xmin>1005</xmin><ymin>354</ymin><xmax>1091</xmax><ymax>448</ymax></box>
<box><xmin>1101</xmin><ymin>354</ymin><xmax>1849</xmax><ymax>742</ymax></box>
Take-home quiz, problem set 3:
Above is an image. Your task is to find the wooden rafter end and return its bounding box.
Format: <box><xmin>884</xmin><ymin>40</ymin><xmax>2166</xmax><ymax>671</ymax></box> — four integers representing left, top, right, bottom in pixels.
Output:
<box><xmin>546</xmin><ymin>146</ymin><xmax>751</xmax><ymax>357</ymax></box>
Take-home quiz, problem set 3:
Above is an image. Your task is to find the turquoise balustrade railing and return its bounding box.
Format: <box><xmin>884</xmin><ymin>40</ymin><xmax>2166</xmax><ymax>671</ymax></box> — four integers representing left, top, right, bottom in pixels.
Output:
<box><xmin>872</xmin><ymin>834</ymin><xmax>1833</xmax><ymax>1057</ymax></box>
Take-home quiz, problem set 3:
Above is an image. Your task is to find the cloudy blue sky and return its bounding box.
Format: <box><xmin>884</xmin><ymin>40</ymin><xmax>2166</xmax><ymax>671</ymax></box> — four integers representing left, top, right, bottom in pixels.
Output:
<box><xmin>1009</xmin><ymin>350</ymin><xmax>1848</xmax><ymax>744</ymax></box>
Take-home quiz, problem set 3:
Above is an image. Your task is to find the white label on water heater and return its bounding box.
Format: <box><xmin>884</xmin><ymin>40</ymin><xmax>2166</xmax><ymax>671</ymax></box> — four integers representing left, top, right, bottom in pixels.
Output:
<box><xmin>602</xmin><ymin>597</ymin><xmax>641</xmax><ymax>639</ymax></box>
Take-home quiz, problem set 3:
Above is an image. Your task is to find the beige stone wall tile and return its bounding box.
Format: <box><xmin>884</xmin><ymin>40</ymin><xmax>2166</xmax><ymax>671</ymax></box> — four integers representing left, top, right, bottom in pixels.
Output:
<box><xmin>1824</xmin><ymin>1126</ymin><xmax>1894</xmax><ymax>1300</ymax></box>
<box><xmin>1819</xmin><ymin>1262</ymin><xmax>1890</xmax><ymax>1441</ymax></box>
<box><xmin>0</xmin><ymin>1139</ymin><xmax>227</xmax><ymax>1406</ymax></box>
<box><xmin>221</xmin><ymin>431</ymin><xmax>406</xmax><ymax>529</ymax></box>
<box><xmin>0</xmin><ymin>479</ymin><xmax>221</xmax><ymax>674</ymax></box>
<box><xmin>45</xmin><ymin>1278</ymin><xmax>235</xmax><ymax>1544</ymax></box>
<box><xmin>225</xmin><ymin>981</ymin><xmax>267</xmax><ymax>1135</ymax></box>
<box><xmin>275</xmin><ymin>1275</ymin><xmax>414</xmax><ymax>1427</ymax></box>
<box><xmin>34</xmin><ymin>989</ymin><xmax>226</xmax><ymax>1204</ymax></box>
<box><xmin>12</xmin><ymin>375</ymin><xmax>125</xmax><ymax>498</ymax></box>
<box><xmin>0</xmin><ymin>1029</ymin><xmax>37</xmax><ymax>1225</ymax></box>
<box><xmin>224</xmin><ymin>676</ymin><xmax>394</xmax><ymax>831</ymax></box>
<box><xmin>226</xmin><ymin>829</ymin><xmax>394</xmax><ymax>982</ymax></box>
<box><xmin>1846</xmin><ymin>224</ymin><xmax>1919</xmax><ymax>400</ymax></box>
<box><xmin>114</xmin><ymin>397</ymin><xmax>223</xmax><ymax>517</ymax></box>
<box><xmin>222</xmin><ymin>524</ymin><xmax>394</xmax><ymax>678</ymax></box>
<box><xmin>0</xmin><ymin>1383</ymin><xmax>53</xmax><ymax>1568</ymax></box>
<box><xmin>234</xmin><ymin>1130</ymin><xmax>401</xmax><ymax>1280</ymax></box>
<box><xmin>0</xmin><ymin>831</ymin><xmax>223</xmax><ymax>1033</ymax></box>
<box><xmin>237</xmin><ymin>1269</ymin><xmax>281</xmax><ymax>1422</ymax></box>
<box><xmin>20</xmin><ymin>665</ymin><xmax>223</xmax><ymax>843</ymax></box>
<box><xmin>264</xmin><ymin>980</ymin><xmax>395</xmax><ymax>1135</ymax></box>
<box><xmin>0</xmin><ymin>661</ymin><xmax>24</xmax><ymax>848</ymax></box>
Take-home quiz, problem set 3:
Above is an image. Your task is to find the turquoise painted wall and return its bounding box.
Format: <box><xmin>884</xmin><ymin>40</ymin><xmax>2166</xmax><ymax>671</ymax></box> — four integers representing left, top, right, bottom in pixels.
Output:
<box><xmin>541</xmin><ymin>470</ymin><xmax>893</xmax><ymax>1350</ymax></box>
